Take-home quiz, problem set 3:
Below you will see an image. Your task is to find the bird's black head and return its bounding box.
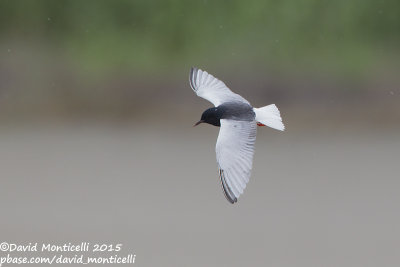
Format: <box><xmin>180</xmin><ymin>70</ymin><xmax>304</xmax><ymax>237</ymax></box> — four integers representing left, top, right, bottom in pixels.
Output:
<box><xmin>194</xmin><ymin>107</ymin><xmax>222</xmax><ymax>127</ymax></box>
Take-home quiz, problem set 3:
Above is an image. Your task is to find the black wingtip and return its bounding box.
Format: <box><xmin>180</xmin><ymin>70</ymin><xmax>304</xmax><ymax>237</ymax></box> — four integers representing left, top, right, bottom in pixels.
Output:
<box><xmin>189</xmin><ymin>67</ymin><xmax>199</xmax><ymax>90</ymax></box>
<box><xmin>219</xmin><ymin>168</ymin><xmax>238</xmax><ymax>204</ymax></box>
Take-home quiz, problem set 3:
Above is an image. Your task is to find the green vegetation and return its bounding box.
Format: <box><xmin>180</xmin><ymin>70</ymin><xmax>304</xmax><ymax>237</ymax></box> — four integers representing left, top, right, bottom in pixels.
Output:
<box><xmin>0</xmin><ymin>0</ymin><xmax>399</xmax><ymax>76</ymax></box>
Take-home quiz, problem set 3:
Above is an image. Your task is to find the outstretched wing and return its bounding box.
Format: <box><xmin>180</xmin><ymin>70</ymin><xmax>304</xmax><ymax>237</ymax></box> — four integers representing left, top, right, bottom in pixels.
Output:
<box><xmin>189</xmin><ymin>67</ymin><xmax>250</xmax><ymax>106</ymax></box>
<box><xmin>216</xmin><ymin>119</ymin><xmax>257</xmax><ymax>203</ymax></box>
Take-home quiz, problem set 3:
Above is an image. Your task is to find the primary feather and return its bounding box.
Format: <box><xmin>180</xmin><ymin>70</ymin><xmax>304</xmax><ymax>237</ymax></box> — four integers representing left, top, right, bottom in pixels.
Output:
<box><xmin>216</xmin><ymin>119</ymin><xmax>257</xmax><ymax>202</ymax></box>
<box><xmin>189</xmin><ymin>67</ymin><xmax>249</xmax><ymax>106</ymax></box>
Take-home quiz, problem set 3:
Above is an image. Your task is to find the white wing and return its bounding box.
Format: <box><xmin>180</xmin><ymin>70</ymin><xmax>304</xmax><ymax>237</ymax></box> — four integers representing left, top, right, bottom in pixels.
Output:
<box><xmin>216</xmin><ymin>119</ymin><xmax>257</xmax><ymax>203</ymax></box>
<box><xmin>189</xmin><ymin>67</ymin><xmax>250</xmax><ymax>106</ymax></box>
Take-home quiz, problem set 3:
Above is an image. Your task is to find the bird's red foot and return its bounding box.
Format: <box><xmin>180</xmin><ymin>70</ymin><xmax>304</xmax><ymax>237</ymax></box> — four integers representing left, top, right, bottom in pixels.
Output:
<box><xmin>257</xmin><ymin>122</ymin><xmax>266</xmax><ymax>126</ymax></box>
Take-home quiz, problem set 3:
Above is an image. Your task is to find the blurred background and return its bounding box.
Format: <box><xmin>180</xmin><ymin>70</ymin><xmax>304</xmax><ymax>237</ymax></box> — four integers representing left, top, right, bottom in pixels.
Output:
<box><xmin>0</xmin><ymin>1</ymin><xmax>399</xmax><ymax>266</ymax></box>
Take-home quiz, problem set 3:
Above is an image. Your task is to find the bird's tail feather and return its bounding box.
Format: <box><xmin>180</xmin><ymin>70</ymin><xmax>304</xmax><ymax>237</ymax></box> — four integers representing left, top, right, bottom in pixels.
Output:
<box><xmin>254</xmin><ymin>104</ymin><xmax>285</xmax><ymax>131</ymax></box>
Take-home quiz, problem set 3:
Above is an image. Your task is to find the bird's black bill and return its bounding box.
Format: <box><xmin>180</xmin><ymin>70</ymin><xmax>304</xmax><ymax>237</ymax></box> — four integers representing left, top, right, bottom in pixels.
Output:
<box><xmin>193</xmin><ymin>120</ymin><xmax>204</xmax><ymax>127</ymax></box>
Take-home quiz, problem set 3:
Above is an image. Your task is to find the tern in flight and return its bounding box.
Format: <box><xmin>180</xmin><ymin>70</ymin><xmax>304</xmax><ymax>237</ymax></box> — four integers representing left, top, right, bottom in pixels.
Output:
<box><xmin>190</xmin><ymin>67</ymin><xmax>285</xmax><ymax>204</ymax></box>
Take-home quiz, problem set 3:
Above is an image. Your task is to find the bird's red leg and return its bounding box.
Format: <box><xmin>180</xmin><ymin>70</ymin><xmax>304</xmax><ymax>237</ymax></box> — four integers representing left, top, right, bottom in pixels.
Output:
<box><xmin>257</xmin><ymin>122</ymin><xmax>266</xmax><ymax>127</ymax></box>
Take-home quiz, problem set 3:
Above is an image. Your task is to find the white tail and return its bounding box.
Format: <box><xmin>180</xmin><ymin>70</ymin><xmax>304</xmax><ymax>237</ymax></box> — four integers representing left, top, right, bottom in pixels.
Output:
<box><xmin>253</xmin><ymin>104</ymin><xmax>285</xmax><ymax>131</ymax></box>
